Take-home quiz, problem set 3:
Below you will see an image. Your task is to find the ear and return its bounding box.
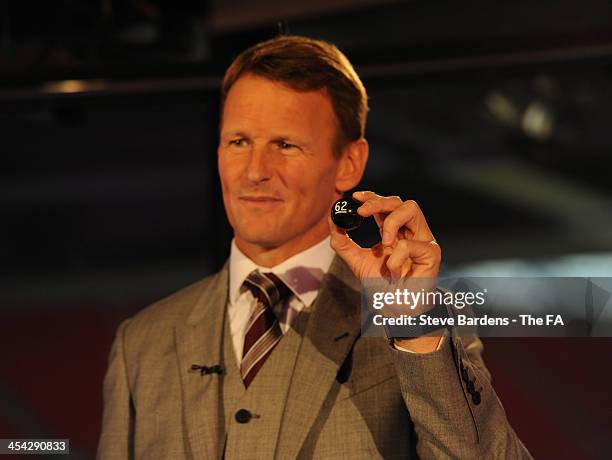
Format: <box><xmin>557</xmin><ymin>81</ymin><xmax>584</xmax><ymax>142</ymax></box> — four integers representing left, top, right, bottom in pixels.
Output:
<box><xmin>335</xmin><ymin>138</ymin><xmax>369</xmax><ymax>192</ymax></box>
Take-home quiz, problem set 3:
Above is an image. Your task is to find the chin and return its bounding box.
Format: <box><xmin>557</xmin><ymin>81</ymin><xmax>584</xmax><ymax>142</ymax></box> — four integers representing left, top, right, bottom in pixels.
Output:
<box><xmin>235</xmin><ymin>227</ymin><xmax>287</xmax><ymax>248</ymax></box>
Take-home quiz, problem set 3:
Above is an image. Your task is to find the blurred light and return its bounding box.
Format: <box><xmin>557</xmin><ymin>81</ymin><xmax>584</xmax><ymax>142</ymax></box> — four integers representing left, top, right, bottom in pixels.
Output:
<box><xmin>485</xmin><ymin>92</ymin><xmax>520</xmax><ymax>127</ymax></box>
<box><xmin>522</xmin><ymin>100</ymin><xmax>554</xmax><ymax>141</ymax></box>
<box><xmin>42</xmin><ymin>79</ymin><xmax>107</xmax><ymax>94</ymax></box>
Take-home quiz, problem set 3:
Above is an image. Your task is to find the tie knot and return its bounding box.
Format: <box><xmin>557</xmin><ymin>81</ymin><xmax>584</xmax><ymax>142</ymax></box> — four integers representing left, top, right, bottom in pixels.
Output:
<box><xmin>243</xmin><ymin>270</ymin><xmax>292</xmax><ymax>308</ymax></box>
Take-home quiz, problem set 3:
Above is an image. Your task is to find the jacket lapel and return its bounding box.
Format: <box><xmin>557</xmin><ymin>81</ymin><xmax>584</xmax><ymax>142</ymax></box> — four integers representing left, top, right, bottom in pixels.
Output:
<box><xmin>174</xmin><ymin>263</ymin><xmax>229</xmax><ymax>460</ymax></box>
<box><xmin>276</xmin><ymin>256</ymin><xmax>362</xmax><ymax>459</ymax></box>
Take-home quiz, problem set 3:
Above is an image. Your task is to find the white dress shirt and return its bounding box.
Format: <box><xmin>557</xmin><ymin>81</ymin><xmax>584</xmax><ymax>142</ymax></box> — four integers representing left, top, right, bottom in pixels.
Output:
<box><xmin>228</xmin><ymin>237</ymin><xmax>335</xmax><ymax>365</ymax></box>
<box><xmin>227</xmin><ymin>237</ymin><xmax>444</xmax><ymax>365</ymax></box>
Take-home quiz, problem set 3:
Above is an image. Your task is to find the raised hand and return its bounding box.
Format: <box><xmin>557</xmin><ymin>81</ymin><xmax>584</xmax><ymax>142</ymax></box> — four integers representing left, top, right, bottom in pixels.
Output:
<box><xmin>329</xmin><ymin>191</ymin><xmax>441</xmax><ymax>282</ymax></box>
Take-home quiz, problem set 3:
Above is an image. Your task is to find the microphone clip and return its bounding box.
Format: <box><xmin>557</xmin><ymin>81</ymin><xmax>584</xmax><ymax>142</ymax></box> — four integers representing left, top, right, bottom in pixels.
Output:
<box><xmin>190</xmin><ymin>364</ymin><xmax>224</xmax><ymax>376</ymax></box>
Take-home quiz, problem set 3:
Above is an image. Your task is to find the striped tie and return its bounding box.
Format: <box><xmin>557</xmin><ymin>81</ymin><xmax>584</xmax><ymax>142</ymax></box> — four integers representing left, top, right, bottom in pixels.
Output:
<box><xmin>241</xmin><ymin>270</ymin><xmax>291</xmax><ymax>388</ymax></box>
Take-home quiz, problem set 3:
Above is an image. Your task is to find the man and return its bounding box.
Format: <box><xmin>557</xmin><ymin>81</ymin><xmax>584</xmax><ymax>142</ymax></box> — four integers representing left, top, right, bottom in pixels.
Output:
<box><xmin>97</xmin><ymin>35</ymin><xmax>532</xmax><ymax>459</ymax></box>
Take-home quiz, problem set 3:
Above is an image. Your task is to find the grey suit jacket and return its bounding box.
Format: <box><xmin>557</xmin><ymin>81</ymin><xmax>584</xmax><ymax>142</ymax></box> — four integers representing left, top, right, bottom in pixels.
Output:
<box><xmin>97</xmin><ymin>257</ymin><xmax>532</xmax><ymax>459</ymax></box>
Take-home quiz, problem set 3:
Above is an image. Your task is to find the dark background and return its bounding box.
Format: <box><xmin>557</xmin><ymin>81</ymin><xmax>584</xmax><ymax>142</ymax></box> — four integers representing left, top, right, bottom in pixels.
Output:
<box><xmin>1</xmin><ymin>0</ymin><xmax>612</xmax><ymax>458</ymax></box>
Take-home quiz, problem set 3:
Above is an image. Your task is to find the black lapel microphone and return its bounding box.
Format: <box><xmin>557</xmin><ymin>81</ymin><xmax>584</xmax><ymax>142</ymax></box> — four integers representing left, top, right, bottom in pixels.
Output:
<box><xmin>190</xmin><ymin>364</ymin><xmax>224</xmax><ymax>375</ymax></box>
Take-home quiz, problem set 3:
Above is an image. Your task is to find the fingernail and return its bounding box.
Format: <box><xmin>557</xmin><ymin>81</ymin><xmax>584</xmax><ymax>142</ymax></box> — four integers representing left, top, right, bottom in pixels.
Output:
<box><xmin>382</xmin><ymin>232</ymin><xmax>392</xmax><ymax>245</ymax></box>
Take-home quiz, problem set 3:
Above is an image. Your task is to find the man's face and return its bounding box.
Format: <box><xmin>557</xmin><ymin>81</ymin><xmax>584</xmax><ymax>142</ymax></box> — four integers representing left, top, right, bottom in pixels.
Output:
<box><xmin>218</xmin><ymin>74</ymin><xmax>342</xmax><ymax>256</ymax></box>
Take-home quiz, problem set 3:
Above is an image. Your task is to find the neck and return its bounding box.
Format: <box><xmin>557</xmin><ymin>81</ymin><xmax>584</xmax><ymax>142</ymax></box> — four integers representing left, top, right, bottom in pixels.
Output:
<box><xmin>235</xmin><ymin>220</ymin><xmax>330</xmax><ymax>268</ymax></box>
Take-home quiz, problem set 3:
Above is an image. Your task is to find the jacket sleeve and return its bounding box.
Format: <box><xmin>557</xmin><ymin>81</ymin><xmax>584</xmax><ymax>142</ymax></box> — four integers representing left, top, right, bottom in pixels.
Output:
<box><xmin>391</xmin><ymin>331</ymin><xmax>534</xmax><ymax>459</ymax></box>
<box><xmin>97</xmin><ymin>319</ymin><xmax>135</xmax><ymax>460</ymax></box>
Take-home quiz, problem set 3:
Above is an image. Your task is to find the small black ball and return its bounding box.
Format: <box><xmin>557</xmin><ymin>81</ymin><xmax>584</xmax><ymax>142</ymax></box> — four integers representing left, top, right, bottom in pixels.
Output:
<box><xmin>331</xmin><ymin>197</ymin><xmax>364</xmax><ymax>231</ymax></box>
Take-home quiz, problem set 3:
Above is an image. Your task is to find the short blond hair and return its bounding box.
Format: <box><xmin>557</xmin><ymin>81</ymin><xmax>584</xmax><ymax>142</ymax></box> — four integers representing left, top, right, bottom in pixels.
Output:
<box><xmin>221</xmin><ymin>35</ymin><xmax>369</xmax><ymax>156</ymax></box>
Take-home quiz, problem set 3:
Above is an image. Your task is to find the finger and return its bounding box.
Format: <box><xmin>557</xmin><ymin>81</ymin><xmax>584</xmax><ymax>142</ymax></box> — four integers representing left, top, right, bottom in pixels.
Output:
<box><xmin>328</xmin><ymin>214</ymin><xmax>367</xmax><ymax>271</ymax></box>
<box><xmin>381</xmin><ymin>200</ymin><xmax>434</xmax><ymax>246</ymax></box>
<box><xmin>353</xmin><ymin>192</ymin><xmax>402</xmax><ymax>241</ymax></box>
<box><xmin>386</xmin><ymin>256</ymin><xmax>413</xmax><ymax>281</ymax></box>
<box><xmin>352</xmin><ymin>191</ymin><xmax>383</xmax><ymax>229</ymax></box>
<box><xmin>352</xmin><ymin>190</ymin><xmax>382</xmax><ymax>203</ymax></box>
<box><xmin>353</xmin><ymin>193</ymin><xmax>433</xmax><ymax>245</ymax></box>
<box><xmin>385</xmin><ymin>239</ymin><xmax>441</xmax><ymax>280</ymax></box>
<box><xmin>353</xmin><ymin>192</ymin><xmax>403</xmax><ymax>219</ymax></box>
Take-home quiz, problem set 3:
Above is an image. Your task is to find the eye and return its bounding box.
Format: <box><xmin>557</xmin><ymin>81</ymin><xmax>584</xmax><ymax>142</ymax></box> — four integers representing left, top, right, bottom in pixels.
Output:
<box><xmin>276</xmin><ymin>140</ymin><xmax>298</xmax><ymax>151</ymax></box>
<box><xmin>229</xmin><ymin>138</ymin><xmax>248</xmax><ymax>147</ymax></box>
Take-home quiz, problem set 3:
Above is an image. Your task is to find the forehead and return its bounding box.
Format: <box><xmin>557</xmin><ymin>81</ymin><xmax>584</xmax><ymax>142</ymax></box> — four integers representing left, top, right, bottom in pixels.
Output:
<box><xmin>221</xmin><ymin>74</ymin><xmax>337</xmax><ymax>137</ymax></box>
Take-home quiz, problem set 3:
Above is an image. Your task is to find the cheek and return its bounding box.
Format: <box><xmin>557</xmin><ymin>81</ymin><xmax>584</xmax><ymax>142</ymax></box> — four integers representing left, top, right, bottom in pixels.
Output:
<box><xmin>218</xmin><ymin>157</ymin><xmax>239</xmax><ymax>193</ymax></box>
<box><xmin>290</xmin><ymin>166</ymin><xmax>337</xmax><ymax>208</ymax></box>
<box><xmin>217</xmin><ymin>157</ymin><xmax>238</xmax><ymax>216</ymax></box>
<box><xmin>312</xmin><ymin>165</ymin><xmax>338</xmax><ymax>194</ymax></box>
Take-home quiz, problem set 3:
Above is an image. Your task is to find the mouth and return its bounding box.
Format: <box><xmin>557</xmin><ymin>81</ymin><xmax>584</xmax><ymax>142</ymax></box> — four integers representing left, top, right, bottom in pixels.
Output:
<box><xmin>239</xmin><ymin>195</ymin><xmax>283</xmax><ymax>202</ymax></box>
<box><xmin>238</xmin><ymin>195</ymin><xmax>284</xmax><ymax>208</ymax></box>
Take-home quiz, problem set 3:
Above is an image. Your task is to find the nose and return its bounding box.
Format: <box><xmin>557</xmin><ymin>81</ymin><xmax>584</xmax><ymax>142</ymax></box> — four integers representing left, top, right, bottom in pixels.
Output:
<box><xmin>245</xmin><ymin>144</ymin><xmax>272</xmax><ymax>183</ymax></box>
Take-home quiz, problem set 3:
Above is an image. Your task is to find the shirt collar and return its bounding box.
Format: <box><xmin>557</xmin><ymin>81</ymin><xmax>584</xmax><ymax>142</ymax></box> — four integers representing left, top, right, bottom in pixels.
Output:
<box><xmin>229</xmin><ymin>236</ymin><xmax>335</xmax><ymax>307</ymax></box>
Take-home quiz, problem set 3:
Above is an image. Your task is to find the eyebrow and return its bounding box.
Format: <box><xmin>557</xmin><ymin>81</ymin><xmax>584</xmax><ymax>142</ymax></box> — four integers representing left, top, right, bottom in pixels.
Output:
<box><xmin>220</xmin><ymin>131</ymin><xmax>312</xmax><ymax>149</ymax></box>
<box><xmin>270</xmin><ymin>135</ymin><xmax>311</xmax><ymax>147</ymax></box>
<box><xmin>220</xmin><ymin>130</ymin><xmax>249</xmax><ymax>139</ymax></box>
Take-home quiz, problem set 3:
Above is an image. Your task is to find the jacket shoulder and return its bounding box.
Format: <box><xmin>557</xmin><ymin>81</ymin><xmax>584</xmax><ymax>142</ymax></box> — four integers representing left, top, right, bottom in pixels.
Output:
<box><xmin>121</xmin><ymin>269</ymin><xmax>225</xmax><ymax>344</ymax></box>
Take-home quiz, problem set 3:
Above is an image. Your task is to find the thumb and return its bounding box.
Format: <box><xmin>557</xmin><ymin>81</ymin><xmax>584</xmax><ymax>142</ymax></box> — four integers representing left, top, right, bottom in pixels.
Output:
<box><xmin>328</xmin><ymin>214</ymin><xmax>366</xmax><ymax>273</ymax></box>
